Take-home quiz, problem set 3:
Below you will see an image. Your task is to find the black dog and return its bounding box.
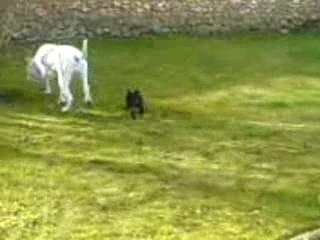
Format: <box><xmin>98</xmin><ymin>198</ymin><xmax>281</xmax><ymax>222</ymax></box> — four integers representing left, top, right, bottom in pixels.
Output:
<box><xmin>125</xmin><ymin>89</ymin><xmax>145</xmax><ymax>119</ymax></box>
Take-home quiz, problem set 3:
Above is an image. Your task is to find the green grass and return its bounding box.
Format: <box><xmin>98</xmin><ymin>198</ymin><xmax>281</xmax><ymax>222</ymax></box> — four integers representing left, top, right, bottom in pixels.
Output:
<box><xmin>1</xmin><ymin>34</ymin><xmax>320</xmax><ymax>240</ymax></box>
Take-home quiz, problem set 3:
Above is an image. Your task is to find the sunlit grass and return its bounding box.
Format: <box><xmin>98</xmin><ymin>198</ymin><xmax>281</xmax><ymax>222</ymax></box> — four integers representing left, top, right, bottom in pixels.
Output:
<box><xmin>0</xmin><ymin>34</ymin><xmax>320</xmax><ymax>239</ymax></box>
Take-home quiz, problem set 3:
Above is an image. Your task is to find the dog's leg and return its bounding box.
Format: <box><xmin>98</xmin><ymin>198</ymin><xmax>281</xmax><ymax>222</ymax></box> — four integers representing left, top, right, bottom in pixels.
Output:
<box><xmin>57</xmin><ymin>83</ymin><xmax>66</xmax><ymax>105</ymax></box>
<box><xmin>61</xmin><ymin>88</ymin><xmax>73</xmax><ymax>112</ymax></box>
<box><xmin>44</xmin><ymin>76</ymin><xmax>52</xmax><ymax>95</ymax></box>
<box><xmin>61</xmin><ymin>74</ymin><xmax>73</xmax><ymax>112</ymax></box>
<box><xmin>131</xmin><ymin>109</ymin><xmax>137</xmax><ymax>120</ymax></box>
<box><xmin>56</xmin><ymin>63</ymin><xmax>68</xmax><ymax>106</ymax></box>
<box><xmin>81</xmin><ymin>60</ymin><xmax>92</xmax><ymax>104</ymax></box>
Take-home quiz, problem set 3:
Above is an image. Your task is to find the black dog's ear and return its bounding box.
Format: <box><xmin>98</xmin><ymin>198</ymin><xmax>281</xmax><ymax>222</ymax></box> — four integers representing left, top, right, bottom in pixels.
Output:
<box><xmin>134</xmin><ymin>89</ymin><xmax>141</xmax><ymax>95</ymax></box>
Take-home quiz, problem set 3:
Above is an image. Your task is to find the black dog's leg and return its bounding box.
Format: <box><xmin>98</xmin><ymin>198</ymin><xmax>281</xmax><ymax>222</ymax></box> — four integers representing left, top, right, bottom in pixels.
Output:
<box><xmin>131</xmin><ymin>108</ymin><xmax>137</xmax><ymax>120</ymax></box>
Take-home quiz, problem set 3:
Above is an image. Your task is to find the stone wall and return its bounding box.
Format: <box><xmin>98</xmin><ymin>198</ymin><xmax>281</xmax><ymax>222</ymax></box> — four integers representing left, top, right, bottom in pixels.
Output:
<box><xmin>9</xmin><ymin>0</ymin><xmax>320</xmax><ymax>42</ymax></box>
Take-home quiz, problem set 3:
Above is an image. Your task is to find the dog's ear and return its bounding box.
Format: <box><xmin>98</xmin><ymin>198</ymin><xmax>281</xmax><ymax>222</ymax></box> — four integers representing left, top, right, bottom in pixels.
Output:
<box><xmin>134</xmin><ymin>89</ymin><xmax>140</xmax><ymax>95</ymax></box>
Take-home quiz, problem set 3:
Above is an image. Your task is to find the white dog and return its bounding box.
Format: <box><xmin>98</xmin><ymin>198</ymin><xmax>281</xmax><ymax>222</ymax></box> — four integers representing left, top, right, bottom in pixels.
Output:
<box><xmin>27</xmin><ymin>39</ymin><xmax>92</xmax><ymax>112</ymax></box>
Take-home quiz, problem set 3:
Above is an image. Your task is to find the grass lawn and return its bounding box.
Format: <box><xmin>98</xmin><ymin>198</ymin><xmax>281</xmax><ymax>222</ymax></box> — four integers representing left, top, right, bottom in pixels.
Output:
<box><xmin>0</xmin><ymin>34</ymin><xmax>320</xmax><ymax>240</ymax></box>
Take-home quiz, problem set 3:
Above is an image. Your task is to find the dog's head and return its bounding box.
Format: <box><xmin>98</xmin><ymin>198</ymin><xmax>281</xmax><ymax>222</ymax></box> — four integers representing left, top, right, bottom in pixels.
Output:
<box><xmin>126</xmin><ymin>89</ymin><xmax>143</xmax><ymax>108</ymax></box>
<box><xmin>25</xmin><ymin>56</ymin><xmax>44</xmax><ymax>83</ymax></box>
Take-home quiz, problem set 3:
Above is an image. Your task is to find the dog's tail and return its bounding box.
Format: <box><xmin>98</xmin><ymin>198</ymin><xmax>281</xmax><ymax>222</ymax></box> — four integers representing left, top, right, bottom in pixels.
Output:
<box><xmin>81</xmin><ymin>39</ymin><xmax>92</xmax><ymax>85</ymax></box>
<box><xmin>82</xmin><ymin>39</ymin><xmax>88</xmax><ymax>59</ymax></box>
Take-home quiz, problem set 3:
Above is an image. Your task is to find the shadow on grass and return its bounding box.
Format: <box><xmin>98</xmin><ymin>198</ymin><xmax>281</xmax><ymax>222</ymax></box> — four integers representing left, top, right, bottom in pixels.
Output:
<box><xmin>0</xmin><ymin>87</ymin><xmax>38</xmax><ymax>105</ymax></box>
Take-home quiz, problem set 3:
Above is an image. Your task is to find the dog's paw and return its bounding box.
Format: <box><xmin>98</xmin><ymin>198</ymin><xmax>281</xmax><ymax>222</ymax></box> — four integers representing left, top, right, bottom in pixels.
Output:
<box><xmin>85</xmin><ymin>99</ymin><xmax>93</xmax><ymax>106</ymax></box>
<box><xmin>84</xmin><ymin>94</ymin><xmax>92</xmax><ymax>102</ymax></box>
<box><xmin>58</xmin><ymin>96</ymin><xmax>67</xmax><ymax>106</ymax></box>
<box><xmin>58</xmin><ymin>100</ymin><xmax>66</xmax><ymax>106</ymax></box>
<box><xmin>44</xmin><ymin>90</ymin><xmax>52</xmax><ymax>95</ymax></box>
<box><xmin>61</xmin><ymin>106</ymin><xmax>70</xmax><ymax>112</ymax></box>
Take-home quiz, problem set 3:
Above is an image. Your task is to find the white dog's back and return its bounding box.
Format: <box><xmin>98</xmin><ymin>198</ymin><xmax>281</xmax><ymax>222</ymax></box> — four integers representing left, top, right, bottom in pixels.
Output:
<box><xmin>43</xmin><ymin>45</ymin><xmax>85</xmax><ymax>73</ymax></box>
<box><xmin>34</xmin><ymin>43</ymin><xmax>57</xmax><ymax>57</ymax></box>
<box><xmin>33</xmin><ymin>42</ymin><xmax>86</xmax><ymax>70</ymax></box>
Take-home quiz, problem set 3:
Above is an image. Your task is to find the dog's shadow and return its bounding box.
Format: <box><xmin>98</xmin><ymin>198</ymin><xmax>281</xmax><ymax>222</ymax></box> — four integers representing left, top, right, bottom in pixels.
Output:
<box><xmin>71</xmin><ymin>105</ymin><xmax>154</xmax><ymax>124</ymax></box>
<box><xmin>0</xmin><ymin>86</ymin><xmax>39</xmax><ymax>106</ymax></box>
<box><xmin>67</xmin><ymin>106</ymin><xmax>131</xmax><ymax>123</ymax></box>
<box><xmin>0</xmin><ymin>92</ymin><xmax>13</xmax><ymax>105</ymax></box>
